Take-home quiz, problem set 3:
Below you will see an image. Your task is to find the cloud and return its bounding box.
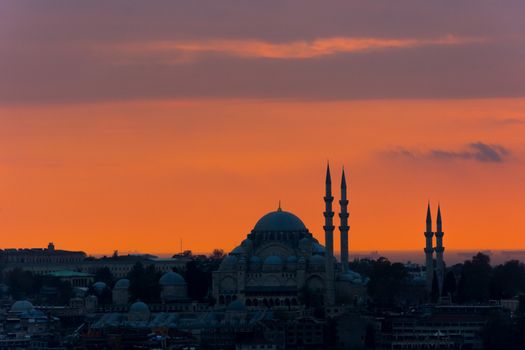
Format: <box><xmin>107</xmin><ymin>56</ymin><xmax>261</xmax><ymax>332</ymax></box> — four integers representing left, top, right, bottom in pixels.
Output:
<box><xmin>111</xmin><ymin>35</ymin><xmax>484</xmax><ymax>62</ymax></box>
<box><xmin>1</xmin><ymin>1</ymin><xmax>524</xmax><ymax>104</ymax></box>
<box><xmin>490</xmin><ymin>118</ymin><xmax>525</xmax><ymax>126</ymax></box>
<box><xmin>389</xmin><ymin>142</ymin><xmax>511</xmax><ymax>163</ymax></box>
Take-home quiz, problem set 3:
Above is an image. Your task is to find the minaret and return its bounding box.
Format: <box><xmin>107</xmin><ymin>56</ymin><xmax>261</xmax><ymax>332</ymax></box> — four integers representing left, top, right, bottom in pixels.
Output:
<box><xmin>339</xmin><ymin>168</ymin><xmax>349</xmax><ymax>273</ymax></box>
<box><xmin>424</xmin><ymin>203</ymin><xmax>435</xmax><ymax>293</ymax></box>
<box><xmin>324</xmin><ymin>164</ymin><xmax>336</xmax><ymax>305</ymax></box>
<box><xmin>435</xmin><ymin>205</ymin><xmax>445</xmax><ymax>295</ymax></box>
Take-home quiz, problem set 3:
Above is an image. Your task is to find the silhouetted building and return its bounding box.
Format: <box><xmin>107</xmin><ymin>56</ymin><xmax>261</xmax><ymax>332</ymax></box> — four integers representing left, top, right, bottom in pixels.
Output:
<box><xmin>213</xmin><ymin>165</ymin><xmax>367</xmax><ymax>310</ymax></box>
<box><xmin>424</xmin><ymin>204</ymin><xmax>446</xmax><ymax>295</ymax></box>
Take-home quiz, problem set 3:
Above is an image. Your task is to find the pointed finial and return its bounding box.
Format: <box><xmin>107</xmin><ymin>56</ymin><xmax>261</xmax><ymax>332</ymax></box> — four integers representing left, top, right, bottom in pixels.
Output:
<box><xmin>426</xmin><ymin>201</ymin><xmax>432</xmax><ymax>223</ymax></box>
<box><xmin>326</xmin><ymin>161</ymin><xmax>332</xmax><ymax>184</ymax></box>
<box><xmin>277</xmin><ymin>200</ymin><xmax>282</xmax><ymax>212</ymax></box>
<box><xmin>341</xmin><ymin>167</ymin><xmax>347</xmax><ymax>188</ymax></box>
<box><xmin>437</xmin><ymin>203</ymin><xmax>442</xmax><ymax>231</ymax></box>
<box><xmin>426</xmin><ymin>201</ymin><xmax>432</xmax><ymax>232</ymax></box>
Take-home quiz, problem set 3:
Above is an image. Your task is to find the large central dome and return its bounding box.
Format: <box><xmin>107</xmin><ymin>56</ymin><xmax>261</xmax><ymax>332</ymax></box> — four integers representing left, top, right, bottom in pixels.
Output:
<box><xmin>253</xmin><ymin>208</ymin><xmax>307</xmax><ymax>232</ymax></box>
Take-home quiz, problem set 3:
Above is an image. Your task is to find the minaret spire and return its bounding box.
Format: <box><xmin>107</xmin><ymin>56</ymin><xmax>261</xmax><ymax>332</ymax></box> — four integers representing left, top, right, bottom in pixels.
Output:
<box><xmin>426</xmin><ymin>202</ymin><xmax>432</xmax><ymax>233</ymax></box>
<box><xmin>435</xmin><ymin>204</ymin><xmax>445</xmax><ymax>296</ymax></box>
<box><xmin>424</xmin><ymin>202</ymin><xmax>435</xmax><ymax>294</ymax></box>
<box><xmin>324</xmin><ymin>162</ymin><xmax>336</xmax><ymax>305</ymax></box>
<box><xmin>436</xmin><ymin>204</ymin><xmax>442</xmax><ymax>232</ymax></box>
<box><xmin>339</xmin><ymin>167</ymin><xmax>350</xmax><ymax>273</ymax></box>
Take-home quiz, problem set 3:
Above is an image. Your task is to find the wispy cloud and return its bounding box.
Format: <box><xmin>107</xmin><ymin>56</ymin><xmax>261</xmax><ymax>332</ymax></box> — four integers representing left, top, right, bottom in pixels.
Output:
<box><xmin>489</xmin><ymin>118</ymin><xmax>525</xmax><ymax>126</ymax></box>
<box><xmin>109</xmin><ymin>35</ymin><xmax>485</xmax><ymax>62</ymax></box>
<box><xmin>389</xmin><ymin>142</ymin><xmax>511</xmax><ymax>163</ymax></box>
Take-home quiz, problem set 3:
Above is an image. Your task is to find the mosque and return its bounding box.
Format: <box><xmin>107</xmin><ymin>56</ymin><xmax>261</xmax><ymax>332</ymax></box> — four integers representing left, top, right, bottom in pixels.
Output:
<box><xmin>212</xmin><ymin>165</ymin><xmax>367</xmax><ymax>309</ymax></box>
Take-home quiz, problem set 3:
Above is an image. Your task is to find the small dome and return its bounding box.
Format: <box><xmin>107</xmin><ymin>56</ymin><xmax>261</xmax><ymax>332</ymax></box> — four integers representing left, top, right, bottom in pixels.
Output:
<box><xmin>114</xmin><ymin>279</ymin><xmax>130</xmax><ymax>289</ymax></box>
<box><xmin>10</xmin><ymin>300</ymin><xmax>34</xmax><ymax>313</ymax></box>
<box><xmin>339</xmin><ymin>270</ymin><xmax>367</xmax><ymax>285</ymax></box>
<box><xmin>231</xmin><ymin>245</ymin><xmax>244</xmax><ymax>255</ymax></box>
<box><xmin>220</xmin><ymin>255</ymin><xmax>238</xmax><ymax>270</ymax></box>
<box><xmin>287</xmin><ymin>256</ymin><xmax>298</xmax><ymax>264</ymax></box>
<box><xmin>241</xmin><ymin>239</ymin><xmax>253</xmax><ymax>250</ymax></box>
<box><xmin>227</xmin><ymin>300</ymin><xmax>246</xmax><ymax>312</ymax></box>
<box><xmin>253</xmin><ymin>210</ymin><xmax>307</xmax><ymax>232</ymax></box>
<box><xmin>309</xmin><ymin>255</ymin><xmax>325</xmax><ymax>265</ymax></box>
<box><xmin>264</xmin><ymin>255</ymin><xmax>283</xmax><ymax>266</ymax></box>
<box><xmin>250</xmin><ymin>255</ymin><xmax>262</xmax><ymax>264</ymax></box>
<box><xmin>299</xmin><ymin>237</ymin><xmax>312</xmax><ymax>247</ymax></box>
<box><xmin>312</xmin><ymin>242</ymin><xmax>325</xmax><ymax>254</ymax></box>
<box><xmin>411</xmin><ymin>274</ymin><xmax>426</xmax><ymax>285</ymax></box>
<box><xmin>128</xmin><ymin>301</ymin><xmax>150</xmax><ymax>322</ymax></box>
<box><xmin>92</xmin><ymin>281</ymin><xmax>108</xmax><ymax>295</ymax></box>
<box><xmin>159</xmin><ymin>271</ymin><xmax>186</xmax><ymax>286</ymax></box>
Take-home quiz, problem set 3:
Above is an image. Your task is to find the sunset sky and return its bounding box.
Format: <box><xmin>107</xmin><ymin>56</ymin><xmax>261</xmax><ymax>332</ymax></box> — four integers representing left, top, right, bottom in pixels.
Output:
<box><xmin>1</xmin><ymin>1</ymin><xmax>524</xmax><ymax>255</ymax></box>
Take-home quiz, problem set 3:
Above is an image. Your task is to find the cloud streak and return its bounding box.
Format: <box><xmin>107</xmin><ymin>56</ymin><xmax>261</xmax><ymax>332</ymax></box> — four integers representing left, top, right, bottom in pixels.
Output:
<box><xmin>390</xmin><ymin>142</ymin><xmax>511</xmax><ymax>163</ymax></box>
<box><xmin>111</xmin><ymin>35</ymin><xmax>484</xmax><ymax>62</ymax></box>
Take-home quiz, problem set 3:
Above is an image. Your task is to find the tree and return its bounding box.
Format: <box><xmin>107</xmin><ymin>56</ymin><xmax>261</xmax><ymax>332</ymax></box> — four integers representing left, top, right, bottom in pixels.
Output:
<box><xmin>430</xmin><ymin>271</ymin><xmax>440</xmax><ymax>303</ymax></box>
<box><xmin>6</xmin><ymin>269</ymin><xmax>41</xmax><ymax>299</ymax></box>
<box><xmin>457</xmin><ymin>253</ymin><xmax>492</xmax><ymax>303</ymax></box>
<box><xmin>442</xmin><ymin>270</ymin><xmax>457</xmax><ymax>299</ymax></box>
<box><xmin>367</xmin><ymin>257</ymin><xmax>408</xmax><ymax>307</ymax></box>
<box><xmin>210</xmin><ymin>249</ymin><xmax>225</xmax><ymax>260</ymax></box>
<box><xmin>185</xmin><ymin>261</ymin><xmax>212</xmax><ymax>300</ymax></box>
<box><xmin>127</xmin><ymin>262</ymin><xmax>161</xmax><ymax>303</ymax></box>
<box><xmin>94</xmin><ymin>267</ymin><xmax>115</xmax><ymax>287</ymax></box>
<box><xmin>490</xmin><ymin>260</ymin><xmax>525</xmax><ymax>299</ymax></box>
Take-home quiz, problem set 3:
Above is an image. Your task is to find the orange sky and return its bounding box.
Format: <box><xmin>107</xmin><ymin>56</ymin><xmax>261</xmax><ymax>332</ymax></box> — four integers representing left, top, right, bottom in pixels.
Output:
<box><xmin>1</xmin><ymin>1</ymin><xmax>524</xmax><ymax>256</ymax></box>
<box><xmin>1</xmin><ymin>98</ymin><xmax>524</xmax><ymax>255</ymax></box>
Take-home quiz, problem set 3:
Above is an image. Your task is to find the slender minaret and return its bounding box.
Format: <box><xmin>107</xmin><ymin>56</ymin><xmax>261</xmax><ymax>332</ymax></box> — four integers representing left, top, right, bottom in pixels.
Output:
<box><xmin>324</xmin><ymin>164</ymin><xmax>336</xmax><ymax>305</ymax></box>
<box><xmin>424</xmin><ymin>203</ymin><xmax>435</xmax><ymax>293</ymax></box>
<box><xmin>339</xmin><ymin>168</ymin><xmax>349</xmax><ymax>273</ymax></box>
<box><xmin>435</xmin><ymin>205</ymin><xmax>445</xmax><ymax>295</ymax></box>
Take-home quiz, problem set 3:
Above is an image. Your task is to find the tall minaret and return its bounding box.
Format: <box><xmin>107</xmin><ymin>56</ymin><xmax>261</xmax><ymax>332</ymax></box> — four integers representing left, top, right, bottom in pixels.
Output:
<box><xmin>339</xmin><ymin>168</ymin><xmax>349</xmax><ymax>273</ymax></box>
<box><xmin>324</xmin><ymin>164</ymin><xmax>336</xmax><ymax>305</ymax></box>
<box><xmin>424</xmin><ymin>203</ymin><xmax>435</xmax><ymax>293</ymax></box>
<box><xmin>435</xmin><ymin>205</ymin><xmax>445</xmax><ymax>295</ymax></box>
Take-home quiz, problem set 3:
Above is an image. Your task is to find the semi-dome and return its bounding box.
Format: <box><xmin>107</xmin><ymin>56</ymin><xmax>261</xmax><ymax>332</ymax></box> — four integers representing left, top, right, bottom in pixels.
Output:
<box><xmin>241</xmin><ymin>238</ymin><xmax>253</xmax><ymax>249</ymax></box>
<box><xmin>287</xmin><ymin>255</ymin><xmax>298</xmax><ymax>264</ymax></box>
<box><xmin>312</xmin><ymin>242</ymin><xmax>325</xmax><ymax>254</ymax></box>
<box><xmin>114</xmin><ymin>279</ymin><xmax>130</xmax><ymax>289</ymax></box>
<box><xmin>159</xmin><ymin>271</ymin><xmax>186</xmax><ymax>286</ymax></box>
<box><xmin>253</xmin><ymin>209</ymin><xmax>306</xmax><ymax>232</ymax></box>
<box><xmin>230</xmin><ymin>245</ymin><xmax>245</xmax><ymax>255</ymax></box>
<box><xmin>309</xmin><ymin>255</ymin><xmax>325</xmax><ymax>265</ymax></box>
<box><xmin>10</xmin><ymin>300</ymin><xmax>34</xmax><ymax>313</ymax></box>
<box><xmin>263</xmin><ymin>255</ymin><xmax>283</xmax><ymax>266</ymax></box>
<box><xmin>220</xmin><ymin>255</ymin><xmax>238</xmax><ymax>270</ymax></box>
